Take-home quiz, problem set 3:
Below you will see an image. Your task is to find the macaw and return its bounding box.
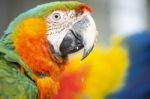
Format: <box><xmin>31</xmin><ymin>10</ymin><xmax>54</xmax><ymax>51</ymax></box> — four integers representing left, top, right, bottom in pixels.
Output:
<box><xmin>0</xmin><ymin>1</ymin><xmax>97</xmax><ymax>99</ymax></box>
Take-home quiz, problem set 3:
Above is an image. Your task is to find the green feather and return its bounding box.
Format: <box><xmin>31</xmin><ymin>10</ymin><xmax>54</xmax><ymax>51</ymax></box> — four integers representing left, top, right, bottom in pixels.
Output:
<box><xmin>0</xmin><ymin>42</ymin><xmax>37</xmax><ymax>99</ymax></box>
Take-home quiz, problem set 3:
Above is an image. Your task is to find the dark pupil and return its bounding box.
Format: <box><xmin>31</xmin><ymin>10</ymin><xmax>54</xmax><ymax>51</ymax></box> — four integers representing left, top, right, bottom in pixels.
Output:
<box><xmin>55</xmin><ymin>15</ymin><xmax>59</xmax><ymax>18</ymax></box>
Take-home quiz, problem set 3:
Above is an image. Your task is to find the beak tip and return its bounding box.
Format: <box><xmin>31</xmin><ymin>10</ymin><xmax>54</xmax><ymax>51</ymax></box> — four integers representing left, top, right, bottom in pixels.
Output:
<box><xmin>81</xmin><ymin>45</ymin><xmax>94</xmax><ymax>61</ymax></box>
<box><xmin>81</xmin><ymin>52</ymin><xmax>87</xmax><ymax>61</ymax></box>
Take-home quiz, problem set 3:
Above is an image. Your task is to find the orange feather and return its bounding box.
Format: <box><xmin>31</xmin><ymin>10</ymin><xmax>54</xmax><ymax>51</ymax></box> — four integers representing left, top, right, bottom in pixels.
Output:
<box><xmin>12</xmin><ymin>18</ymin><xmax>65</xmax><ymax>99</ymax></box>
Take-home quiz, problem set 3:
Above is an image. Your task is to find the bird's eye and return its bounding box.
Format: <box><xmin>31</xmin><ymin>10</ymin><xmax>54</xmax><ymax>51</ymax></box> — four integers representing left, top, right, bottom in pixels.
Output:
<box><xmin>52</xmin><ymin>13</ymin><xmax>61</xmax><ymax>21</ymax></box>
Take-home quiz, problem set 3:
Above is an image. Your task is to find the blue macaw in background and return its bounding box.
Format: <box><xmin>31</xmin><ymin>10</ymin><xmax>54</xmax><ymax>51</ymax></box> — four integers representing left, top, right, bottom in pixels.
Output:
<box><xmin>107</xmin><ymin>31</ymin><xmax>150</xmax><ymax>99</ymax></box>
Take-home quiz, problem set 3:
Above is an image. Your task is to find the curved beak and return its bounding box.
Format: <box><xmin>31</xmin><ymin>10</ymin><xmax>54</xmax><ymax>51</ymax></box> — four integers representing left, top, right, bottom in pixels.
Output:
<box><xmin>60</xmin><ymin>14</ymin><xmax>97</xmax><ymax>60</ymax></box>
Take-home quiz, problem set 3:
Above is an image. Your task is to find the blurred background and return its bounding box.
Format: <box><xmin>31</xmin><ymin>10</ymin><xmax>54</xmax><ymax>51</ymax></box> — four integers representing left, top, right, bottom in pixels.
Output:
<box><xmin>0</xmin><ymin>0</ymin><xmax>150</xmax><ymax>99</ymax></box>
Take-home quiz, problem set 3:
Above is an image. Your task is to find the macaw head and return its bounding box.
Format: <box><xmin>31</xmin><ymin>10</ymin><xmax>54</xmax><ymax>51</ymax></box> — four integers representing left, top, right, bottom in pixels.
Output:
<box><xmin>43</xmin><ymin>1</ymin><xmax>97</xmax><ymax>62</ymax></box>
<box><xmin>46</xmin><ymin>4</ymin><xmax>97</xmax><ymax>61</ymax></box>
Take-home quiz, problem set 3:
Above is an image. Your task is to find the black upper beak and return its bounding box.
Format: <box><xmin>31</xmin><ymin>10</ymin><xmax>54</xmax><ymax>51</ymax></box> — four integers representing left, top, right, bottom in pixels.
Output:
<box><xmin>59</xmin><ymin>15</ymin><xmax>97</xmax><ymax>60</ymax></box>
<box><xmin>59</xmin><ymin>30</ymin><xmax>84</xmax><ymax>55</ymax></box>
